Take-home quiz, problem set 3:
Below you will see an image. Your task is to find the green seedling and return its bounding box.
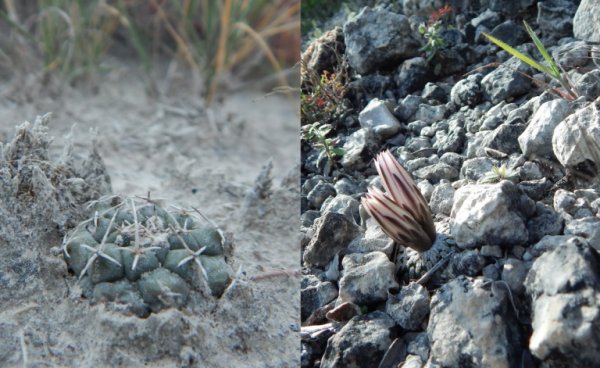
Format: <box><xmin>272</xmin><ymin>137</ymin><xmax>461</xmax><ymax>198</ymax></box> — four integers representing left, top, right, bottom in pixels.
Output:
<box><xmin>302</xmin><ymin>122</ymin><xmax>344</xmax><ymax>165</ymax></box>
<box><xmin>418</xmin><ymin>4</ymin><xmax>452</xmax><ymax>62</ymax></box>
<box><xmin>483</xmin><ymin>21</ymin><xmax>578</xmax><ymax>100</ymax></box>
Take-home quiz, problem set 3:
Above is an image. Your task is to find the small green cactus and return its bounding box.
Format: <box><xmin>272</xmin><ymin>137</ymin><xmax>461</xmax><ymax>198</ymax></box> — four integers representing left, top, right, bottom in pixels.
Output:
<box><xmin>479</xmin><ymin>164</ymin><xmax>519</xmax><ymax>184</ymax></box>
<box><xmin>63</xmin><ymin>195</ymin><xmax>234</xmax><ymax>316</ymax></box>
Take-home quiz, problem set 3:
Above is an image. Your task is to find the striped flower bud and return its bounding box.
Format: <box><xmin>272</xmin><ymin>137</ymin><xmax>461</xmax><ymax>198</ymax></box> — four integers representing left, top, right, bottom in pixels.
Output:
<box><xmin>362</xmin><ymin>150</ymin><xmax>436</xmax><ymax>252</ymax></box>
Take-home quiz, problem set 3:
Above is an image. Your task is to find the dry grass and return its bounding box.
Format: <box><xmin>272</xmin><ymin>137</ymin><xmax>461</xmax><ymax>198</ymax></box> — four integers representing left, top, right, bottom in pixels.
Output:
<box><xmin>0</xmin><ymin>0</ymin><xmax>299</xmax><ymax>100</ymax></box>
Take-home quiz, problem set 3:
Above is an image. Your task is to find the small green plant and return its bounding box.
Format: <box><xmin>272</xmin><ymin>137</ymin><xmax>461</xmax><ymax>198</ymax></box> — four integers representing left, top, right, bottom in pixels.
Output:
<box><xmin>479</xmin><ymin>164</ymin><xmax>519</xmax><ymax>184</ymax></box>
<box><xmin>418</xmin><ymin>4</ymin><xmax>452</xmax><ymax>62</ymax></box>
<box><xmin>483</xmin><ymin>21</ymin><xmax>578</xmax><ymax>100</ymax></box>
<box><xmin>302</xmin><ymin>122</ymin><xmax>344</xmax><ymax>164</ymax></box>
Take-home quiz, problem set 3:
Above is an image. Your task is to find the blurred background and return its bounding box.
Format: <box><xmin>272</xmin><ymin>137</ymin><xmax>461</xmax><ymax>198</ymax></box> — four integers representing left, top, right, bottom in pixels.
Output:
<box><xmin>0</xmin><ymin>0</ymin><xmax>300</xmax><ymax>101</ymax></box>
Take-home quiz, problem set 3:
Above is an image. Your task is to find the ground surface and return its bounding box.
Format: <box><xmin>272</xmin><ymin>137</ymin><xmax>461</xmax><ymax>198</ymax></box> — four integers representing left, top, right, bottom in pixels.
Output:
<box><xmin>0</xmin><ymin>62</ymin><xmax>300</xmax><ymax>367</ymax></box>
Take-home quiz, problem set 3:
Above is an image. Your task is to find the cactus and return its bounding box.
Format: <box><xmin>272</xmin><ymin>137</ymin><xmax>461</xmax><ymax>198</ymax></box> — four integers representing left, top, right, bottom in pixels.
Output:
<box><xmin>63</xmin><ymin>195</ymin><xmax>234</xmax><ymax>315</ymax></box>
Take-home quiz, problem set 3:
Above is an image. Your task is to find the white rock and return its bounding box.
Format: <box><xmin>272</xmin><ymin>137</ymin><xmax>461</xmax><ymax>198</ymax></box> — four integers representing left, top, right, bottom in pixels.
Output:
<box><xmin>518</xmin><ymin>99</ymin><xmax>571</xmax><ymax>158</ymax></box>
<box><xmin>358</xmin><ymin>98</ymin><xmax>401</xmax><ymax>138</ymax></box>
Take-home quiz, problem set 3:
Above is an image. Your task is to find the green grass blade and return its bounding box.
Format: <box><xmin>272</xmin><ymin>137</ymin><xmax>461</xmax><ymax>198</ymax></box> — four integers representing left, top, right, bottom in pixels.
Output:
<box><xmin>523</xmin><ymin>21</ymin><xmax>561</xmax><ymax>79</ymax></box>
<box><xmin>483</xmin><ymin>32</ymin><xmax>550</xmax><ymax>76</ymax></box>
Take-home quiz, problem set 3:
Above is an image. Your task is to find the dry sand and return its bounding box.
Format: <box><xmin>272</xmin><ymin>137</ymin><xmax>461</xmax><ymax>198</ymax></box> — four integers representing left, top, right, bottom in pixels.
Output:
<box><xmin>0</xmin><ymin>62</ymin><xmax>300</xmax><ymax>367</ymax></box>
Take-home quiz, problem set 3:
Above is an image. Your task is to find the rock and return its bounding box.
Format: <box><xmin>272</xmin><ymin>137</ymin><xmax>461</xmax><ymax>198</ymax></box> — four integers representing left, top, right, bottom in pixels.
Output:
<box><xmin>320</xmin><ymin>311</ymin><xmax>398</xmax><ymax>368</ymax></box>
<box><xmin>307</xmin><ymin>181</ymin><xmax>336</xmax><ymax>210</ymax></box>
<box><xmin>301</xmin><ymin>275</ymin><xmax>339</xmax><ymax>321</ymax></box>
<box><xmin>417</xmin><ymin>180</ymin><xmax>434</xmax><ymax>202</ymax></box>
<box><xmin>421</xmin><ymin>82</ymin><xmax>447</xmax><ymax>104</ymax></box>
<box><xmin>452</xmin><ymin>250</ymin><xmax>485</xmax><ymax>277</ymax></box>
<box><xmin>451</xmin><ymin>181</ymin><xmax>529</xmax><ymax>248</ymax></box>
<box><xmin>427</xmin><ymin>276</ymin><xmax>521</xmax><ymax>367</ymax></box>
<box><xmin>334</xmin><ymin>177</ymin><xmax>360</xmax><ymax>196</ymax></box>
<box><xmin>395</xmin><ymin>57</ymin><xmax>430</xmax><ymax>98</ymax></box>
<box><xmin>482</xmin><ymin>263</ymin><xmax>501</xmax><ymax>280</ymax></box>
<box><xmin>450</xmin><ymin>74</ymin><xmax>482</xmax><ymax>107</ymax></box>
<box><xmin>537</xmin><ymin>0</ymin><xmax>577</xmax><ymax>40</ymax></box>
<box><xmin>341</xmin><ymin>128</ymin><xmax>378</xmax><ymax>170</ymax></box>
<box><xmin>481</xmin><ymin>57</ymin><xmax>532</xmax><ymax>103</ymax></box>
<box><xmin>564</xmin><ymin>216</ymin><xmax>600</xmax><ymax>251</ymax></box>
<box><xmin>439</xmin><ymin>152</ymin><xmax>464</xmax><ymax>169</ymax></box>
<box><xmin>479</xmin><ymin>123</ymin><xmax>526</xmax><ymax>156</ymax></box>
<box><xmin>348</xmin><ymin>73</ymin><xmax>396</xmax><ymax>104</ymax></box>
<box><xmin>460</xmin><ymin>157</ymin><xmax>498</xmax><ymax>181</ymax></box>
<box><xmin>528</xmin><ymin>234</ymin><xmax>586</xmax><ymax>258</ymax></box>
<box><xmin>481</xmin><ymin>245</ymin><xmax>503</xmax><ymax>258</ymax></box>
<box><xmin>343</xmin><ymin>7</ymin><xmax>420</xmax><ymax>75</ymax></box>
<box><xmin>489</xmin><ymin>20</ymin><xmax>526</xmax><ymax>46</ymax></box>
<box><xmin>322</xmin><ymin>194</ymin><xmax>360</xmax><ymax>225</ymax></box>
<box><xmin>303</xmin><ymin>211</ymin><xmax>362</xmax><ymax>267</ymax></box>
<box><xmin>552</xmin><ymin>40</ymin><xmax>590</xmax><ymax>69</ymax></box>
<box><xmin>405</xmin><ymin>136</ymin><xmax>432</xmax><ymax>152</ymax></box>
<box><xmin>414</xmin><ymin>104</ymin><xmax>446</xmax><ymax>123</ymax></box>
<box><xmin>338</xmin><ymin>251</ymin><xmax>399</xmax><ymax>305</ymax></box>
<box><xmin>326</xmin><ymin>301</ymin><xmax>361</xmax><ymax>322</ymax></box>
<box><xmin>405</xmin><ymin>332</ymin><xmax>430</xmax><ymax>363</ymax></box>
<box><xmin>394</xmin><ymin>95</ymin><xmax>424</xmax><ymax>121</ymax></box>
<box><xmin>386</xmin><ymin>282</ymin><xmax>430</xmax><ymax>331</ymax></box>
<box><xmin>553</xmin><ymin>189</ymin><xmax>576</xmax><ymax>213</ymax></box>
<box><xmin>301</xmin><ymin>27</ymin><xmax>345</xmax><ymax>82</ymax></box>
<box><xmin>525</xmin><ymin>240</ymin><xmax>600</xmax><ymax>366</ymax></box>
<box><xmin>576</xmin><ymin>69</ymin><xmax>600</xmax><ymax>101</ymax></box>
<box><xmin>518</xmin><ymin>99</ymin><xmax>572</xmax><ymax>158</ymax></box>
<box><xmin>518</xmin><ymin>178</ymin><xmax>552</xmax><ymax>201</ymax></box>
<box><xmin>553</xmin><ymin>93</ymin><xmax>600</xmax><ymax>170</ymax></box>
<box><xmin>433</xmin><ymin>127</ymin><xmax>466</xmax><ymax>154</ymax></box>
<box><xmin>501</xmin><ymin>258</ymin><xmax>527</xmax><ymax>295</ymax></box>
<box><xmin>413</xmin><ymin>162</ymin><xmax>459</xmax><ymax>183</ymax></box>
<box><xmin>471</xmin><ymin>9</ymin><xmax>501</xmax><ymax>29</ymax></box>
<box><xmin>429</xmin><ymin>181</ymin><xmax>455</xmax><ymax>216</ymax></box>
<box><xmin>359</xmin><ymin>98</ymin><xmax>401</xmax><ymax>138</ymax></box>
<box><xmin>527</xmin><ymin>202</ymin><xmax>564</xmax><ymax>243</ymax></box>
<box><xmin>573</xmin><ymin>0</ymin><xmax>600</xmax><ymax>42</ymax></box>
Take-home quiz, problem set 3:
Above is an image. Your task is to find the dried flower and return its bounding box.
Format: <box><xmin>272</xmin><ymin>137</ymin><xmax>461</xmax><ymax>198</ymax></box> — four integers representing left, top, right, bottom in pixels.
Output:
<box><xmin>362</xmin><ymin>150</ymin><xmax>436</xmax><ymax>252</ymax></box>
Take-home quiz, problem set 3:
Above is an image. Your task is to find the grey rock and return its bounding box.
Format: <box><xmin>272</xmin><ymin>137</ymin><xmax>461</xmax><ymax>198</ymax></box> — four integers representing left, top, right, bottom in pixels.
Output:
<box><xmin>405</xmin><ymin>136</ymin><xmax>432</xmax><ymax>152</ymax></box>
<box><xmin>451</xmin><ymin>181</ymin><xmax>529</xmax><ymax>248</ymax></box>
<box><xmin>479</xmin><ymin>123</ymin><xmax>526</xmax><ymax>156</ymax></box>
<box><xmin>322</xmin><ymin>194</ymin><xmax>360</xmax><ymax>225</ymax></box>
<box><xmin>406</xmin><ymin>157</ymin><xmax>434</xmax><ymax>173</ymax></box>
<box><xmin>573</xmin><ymin>0</ymin><xmax>600</xmax><ymax>42</ymax></box>
<box><xmin>518</xmin><ymin>177</ymin><xmax>552</xmax><ymax>201</ymax></box>
<box><xmin>528</xmin><ymin>234</ymin><xmax>586</xmax><ymax>258</ymax></box>
<box><xmin>519</xmin><ymin>161</ymin><xmax>544</xmax><ymax>181</ymax></box>
<box><xmin>334</xmin><ymin>177</ymin><xmax>359</xmax><ymax>196</ymax></box>
<box><xmin>471</xmin><ymin>9</ymin><xmax>501</xmax><ymax>29</ymax></box>
<box><xmin>433</xmin><ymin>127</ymin><xmax>465</xmax><ymax>154</ymax></box>
<box><xmin>359</xmin><ymin>98</ymin><xmax>401</xmax><ymax>138</ymax></box>
<box><xmin>439</xmin><ymin>152</ymin><xmax>464</xmax><ymax>169</ymax></box>
<box><xmin>303</xmin><ymin>211</ymin><xmax>362</xmax><ymax>267</ymax></box>
<box><xmin>450</xmin><ymin>74</ymin><xmax>482</xmax><ymax>107</ymax></box>
<box><xmin>347</xmin><ymin>224</ymin><xmax>395</xmax><ymax>257</ymax></box>
<box><xmin>481</xmin><ymin>57</ymin><xmax>532</xmax><ymax>103</ymax></box>
<box><xmin>576</xmin><ymin>69</ymin><xmax>600</xmax><ymax>101</ymax></box>
<box><xmin>525</xmin><ymin>240</ymin><xmax>600</xmax><ymax>366</ymax></box>
<box><xmin>489</xmin><ymin>20</ymin><xmax>526</xmax><ymax>46</ymax></box>
<box><xmin>564</xmin><ymin>216</ymin><xmax>600</xmax><ymax>251</ymax></box>
<box><xmin>394</xmin><ymin>95</ymin><xmax>424</xmax><ymax>121</ymax></box>
<box><xmin>395</xmin><ymin>57</ymin><xmax>430</xmax><ymax>98</ymax></box>
<box><xmin>484</xmin><ymin>0</ymin><xmax>535</xmax><ymax>13</ymax></box>
<box><xmin>421</xmin><ymin>82</ymin><xmax>447</xmax><ymax>104</ymax></box>
<box><xmin>405</xmin><ymin>332</ymin><xmax>430</xmax><ymax>363</ymax></box>
<box><xmin>417</xmin><ymin>179</ymin><xmax>434</xmax><ymax>202</ymax></box>
<box><xmin>518</xmin><ymin>99</ymin><xmax>572</xmax><ymax>158</ymax></box>
<box><xmin>552</xmin><ymin>40</ymin><xmax>590</xmax><ymax>69</ymax></box>
<box><xmin>428</xmin><ymin>276</ymin><xmax>521</xmax><ymax>367</ymax></box>
<box><xmin>460</xmin><ymin>157</ymin><xmax>498</xmax><ymax>181</ymax></box>
<box><xmin>481</xmin><ymin>245</ymin><xmax>503</xmax><ymax>258</ymax></box>
<box><xmin>552</xmin><ymin>96</ymin><xmax>600</xmax><ymax>169</ymax></box>
<box><xmin>301</xmin><ymin>210</ymin><xmax>320</xmax><ymax>228</ymax></box>
<box><xmin>482</xmin><ymin>263</ymin><xmax>501</xmax><ymax>280</ymax></box>
<box><xmin>553</xmin><ymin>189</ymin><xmax>576</xmax><ymax>213</ymax></box>
<box><xmin>537</xmin><ymin>0</ymin><xmax>577</xmax><ymax>40</ymax></box>
<box><xmin>429</xmin><ymin>181</ymin><xmax>455</xmax><ymax>216</ymax></box>
<box><xmin>344</xmin><ymin>7</ymin><xmax>420</xmax><ymax>74</ymax></box>
<box><xmin>386</xmin><ymin>282</ymin><xmax>430</xmax><ymax>331</ymax></box>
<box><xmin>301</xmin><ymin>275</ymin><xmax>339</xmax><ymax>321</ymax></box>
<box><xmin>413</xmin><ymin>162</ymin><xmax>459</xmax><ymax>183</ymax></box>
<box><xmin>527</xmin><ymin>202</ymin><xmax>564</xmax><ymax>243</ymax></box>
<box><xmin>414</xmin><ymin>104</ymin><xmax>446</xmax><ymax>123</ymax></box>
<box><xmin>321</xmin><ymin>311</ymin><xmax>397</xmax><ymax>368</ymax></box>
<box><xmin>338</xmin><ymin>251</ymin><xmax>399</xmax><ymax>305</ymax></box>
<box><xmin>501</xmin><ymin>258</ymin><xmax>527</xmax><ymax>295</ymax></box>
<box><xmin>307</xmin><ymin>181</ymin><xmax>336</xmax><ymax>210</ymax></box>
<box><xmin>401</xmin><ymin>354</ymin><xmax>423</xmax><ymax>368</ymax></box>
<box><xmin>342</xmin><ymin>128</ymin><xmax>378</xmax><ymax>170</ymax></box>
<box><xmin>452</xmin><ymin>249</ymin><xmax>485</xmax><ymax>277</ymax></box>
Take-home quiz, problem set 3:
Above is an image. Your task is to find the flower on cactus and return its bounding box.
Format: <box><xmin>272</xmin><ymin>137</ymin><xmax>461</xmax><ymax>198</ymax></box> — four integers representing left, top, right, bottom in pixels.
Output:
<box><xmin>362</xmin><ymin>150</ymin><xmax>436</xmax><ymax>252</ymax></box>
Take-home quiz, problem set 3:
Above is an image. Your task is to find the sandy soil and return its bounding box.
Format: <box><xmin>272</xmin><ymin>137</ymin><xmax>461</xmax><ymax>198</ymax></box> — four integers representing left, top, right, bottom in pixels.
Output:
<box><xmin>0</xmin><ymin>62</ymin><xmax>300</xmax><ymax>367</ymax></box>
